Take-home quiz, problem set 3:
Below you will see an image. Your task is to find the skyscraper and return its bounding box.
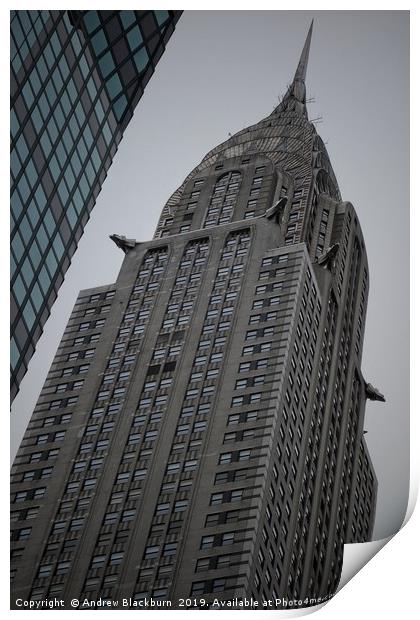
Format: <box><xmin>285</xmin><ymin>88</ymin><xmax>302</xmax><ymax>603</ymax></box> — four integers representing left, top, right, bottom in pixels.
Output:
<box><xmin>10</xmin><ymin>10</ymin><xmax>182</xmax><ymax>400</ymax></box>
<box><xmin>10</xmin><ymin>23</ymin><xmax>384</xmax><ymax>609</ymax></box>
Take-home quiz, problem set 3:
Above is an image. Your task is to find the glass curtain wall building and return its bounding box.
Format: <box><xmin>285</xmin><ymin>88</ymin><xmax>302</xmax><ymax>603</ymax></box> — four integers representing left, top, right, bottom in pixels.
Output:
<box><xmin>11</xmin><ymin>24</ymin><xmax>383</xmax><ymax>608</ymax></box>
<box><xmin>10</xmin><ymin>10</ymin><xmax>182</xmax><ymax>400</ymax></box>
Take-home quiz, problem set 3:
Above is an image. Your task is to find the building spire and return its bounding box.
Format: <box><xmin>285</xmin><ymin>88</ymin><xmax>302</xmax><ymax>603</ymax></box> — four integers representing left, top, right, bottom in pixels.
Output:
<box><xmin>273</xmin><ymin>20</ymin><xmax>313</xmax><ymax>116</ymax></box>
<box><xmin>294</xmin><ymin>19</ymin><xmax>313</xmax><ymax>85</ymax></box>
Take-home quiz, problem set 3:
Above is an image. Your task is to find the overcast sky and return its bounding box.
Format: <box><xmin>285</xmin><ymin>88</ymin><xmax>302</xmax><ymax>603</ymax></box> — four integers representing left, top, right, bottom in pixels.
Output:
<box><xmin>10</xmin><ymin>10</ymin><xmax>409</xmax><ymax>541</ymax></box>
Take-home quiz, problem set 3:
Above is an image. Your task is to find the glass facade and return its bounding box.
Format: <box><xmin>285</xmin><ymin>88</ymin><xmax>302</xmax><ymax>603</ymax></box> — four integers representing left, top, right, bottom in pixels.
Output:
<box><xmin>10</xmin><ymin>10</ymin><xmax>182</xmax><ymax>400</ymax></box>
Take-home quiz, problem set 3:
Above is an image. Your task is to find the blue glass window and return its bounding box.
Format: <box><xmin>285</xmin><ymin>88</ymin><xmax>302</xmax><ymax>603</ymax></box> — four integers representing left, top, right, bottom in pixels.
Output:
<box><xmin>52</xmin><ymin>234</ymin><xmax>65</xmax><ymax>259</ymax></box>
<box><xmin>18</xmin><ymin>176</ymin><xmax>31</xmax><ymax>203</ymax></box>
<box><xmin>10</xmin><ymin>149</ymin><xmax>20</xmax><ymax>177</ymax></box>
<box><xmin>27</xmin><ymin>29</ymin><xmax>36</xmax><ymax>50</ymax></box>
<box><xmin>71</xmin><ymin>31</ymin><xmax>82</xmax><ymax>56</ymax></box>
<box><xmin>38</xmin><ymin>265</ymin><xmax>51</xmax><ymax>293</ymax></box>
<box><xmin>25</xmin><ymin>160</ymin><xmax>38</xmax><ymax>188</ymax></box>
<box><xmin>69</xmin><ymin>114</ymin><xmax>79</xmax><ymax>140</ymax></box>
<box><xmin>126</xmin><ymin>26</ymin><xmax>143</xmax><ymax>51</ymax></box>
<box><xmin>50</xmin><ymin>32</ymin><xmax>61</xmax><ymax>57</ymax></box>
<box><xmin>87</xmin><ymin>77</ymin><xmax>97</xmax><ymax>101</ymax></box>
<box><xmin>51</xmin><ymin>66</ymin><xmax>63</xmax><ymax>92</ymax></box>
<box><xmin>31</xmin><ymin>282</ymin><xmax>43</xmax><ymax>311</ymax></box>
<box><xmin>16</xmin><ymin>134</ymin><xmax>29</xmax><ymax>162</ymax></box>
<box><xmin>36</xmin><ymin>55</ymin><xmax>48</xmax><ymax>81</ymax></box>
<box><xmin>58</xmin><ymin>56</ymin><xmax>70</xmax><ymax>80</ymax></box>
<box><xmin>38</xmin><ymin>94</ymin><xmax>50</xmax><ymax>120</ymax></box>
<box><xmin>73</xmin><ymin>189</ymin><xmax>84</xmax><ymax>214</ymax></box>
<box><xmin>67</xmin><ymin>79</ymin><xmax>77</xmax><ymax>102</ymax></box>
<box><xmin>45</xmin><ymin>248</ymin><xmax>58</xmax><ymax>274</ymax></box>
<box><xmin>91</xmin><ymin>147</ymin><xmax>101</xmax><ymax>172</ymax></box>
<box><xmin>54</xmin><ymin>105</ymin><xmax>65</xmax><ymax>129</ymax></box>
<box><xmin>22</xmin><ymin>298</ymin><xmax>36</xmax><ymax>329</ymax></box>
<box><xmin>120</xmin><ymin>11</ymin><xmax>136</xmax><ymax>29</ymax></box>
<box><xmin>29</xmin><ymin>69</ymin><xmax>41</xmax><ymax>95</ymax></box>
<box><xmin>29</xmin><ymin>242</ymin><xmax>41</xmax><ymax>269</ymax></box>
<box><xmin>44</xmin><ymin>45</ymin><xmax>56</xmax><ymax>71</ymax></box>
<box><xmin>66</xmin><ymin>205</ymin><xmax>78</xmax><ymax>227</ymax></box>
<box><xmin>20</xmin><ymin>41</ymin><xmax>30</xmax><ymax>63</ymax></box>
<box><xmin>40</xmin><ymin>131</ymin><xmax>52</xmax><ymax>156</ymax></box>
<box><xmin>34</xmin><ymin>14</ymin><xmax>45</xmax><ymax>35</ymax></box>
<box><xmin>113</xmin><ymin>94</ymin><xmax>128</xmax><ymax>121</ymax></box>
<box><xmin>10</xmin><ymin>254</ymin><xmax>16</xmax><ymax>279</ymax></box>
<box><xmin>47</xmin><ymin>116</ymin><xmax>58</xmax><ymax>144</ymax></box>
<box><xmin>11</xmin><ymin>55</ymin><xmax>21</xmax><ymax>74</ymax></box>
<box><xmin>31</xmin><ymin>106</ymin><xmax>43</xmax><ymax>132</ymax></box>
<box><xmin>10</xmin><ymin>110</ymin><xmax>19</xmax><ymax>138</ymax></box>
<box><xmin>11</xmin><ymin>337</ymin><xmax>20</xmax><ymax>370</ymax></box>
<box><xmin>84</xmin><ymin>11</ymin><xmax>101</xmax><ymax>34</ymax></box>
<box><xmin>12</xmin><ymin>20</ymin><xmax>24</xmax><ymax>48</ymax></box>
<box><xmin>43</xmin><ymin>210</ymin><xmax>55</xmax><ymax>235</ymax></box>
<box><xmin>70</xmin><ymin>151</ymin><xmax>82</xmax><ymax>177</ymax></box>
<box><xmin>98</xmin><ymin>51</ymin><xmax>115</xmax><ymax>79</ymax></box>
<box><xmin>49</xmin><ymin>155</ymin><xmax>60</xmax><ymax>182</ymax></box>
<box><xmin>76</xmin><ymin>136</ymin><xmax>87</xmax><ymax>161</ymax></box>
<box><xmin>55</xmin><ymin>142</ymin><xmax>67</xmax><ymax>167</ymax></box>
<box><xmin>85</xmin><ymin>160</ymin><xmax>96</xmax><ymax>183</ymax></box>
<box><xmin>134</xmin><ymin>48</ymin><xmax>149</xmax><ymax>73</ymax></box>
<box><xmin>12</xmin><ymin>275</ymin><xmax>26</xmax><ymax>305</ymax></box>
<box><xmin>21</xmin><ymin>256</ymin><xmax>34</xmax><ymax>285</ymax></box>
<box><xmin>11</xmin><ymin>232</ymin><xmax>25</xmax><ymax>262</ymax></box>
<box><xmin>155</xmin><ymin>10</ymin><xmax>169</xmax><ymax>26</ymax></box>
<box><xmin>78</xmin><ymin>55</ymin><xmax>90</xmax><ymax>79</ymax></box>
<box><xmin>65</xmin><ymin>165</ymin><xmax>75</xmax><ymax>190</ymax></box>
<box><xmin>37</xmin><ymin>225</ymin><xmax>49</xmax><ymax>252</ymax></box>
<box><xmin>19</xmin><ymin>12</ymin><xmax>32</xmax><ymax>35</ymax></box>
<box><xmin>102</xmin><ymin>122</ymin><xmax>112</xmax><ymax>145</ymax></box>
<box><xmin>79</xmin><ymin>175</ymin><xmax>90</xmax><ymax>200</ymax></box>
<box><xmin>27</xmin><ymin>200</ymin><xmax>40</xmax><ymax>228</ymax></box>
<box><xmin>18</xmin><ymin>214</ymin><xmax>32</xmax><ymax>244</ymax></box>
<box><xmin>61</xmin><ymin>127</ymin><xmax>73</xmax><ymax>154</ymax></box>
<box><xmin>58</xmin><ymin>179</ymin><xmax>69</xmax><ymax>204</ymax></box>
<box><xmin>83</xmin><ymin>125</ymin><xmax>94</xmax><ymax>148</ymax></box>
<box><xmin>35</xmin><ymin>185</ymin><xmax>47</xmax><ymax>210</ymax></box>
<box><xmin>106</xmin><ymin>73</ymin><xmax>122</xmax><ymax>99</ymax></box>
<box><xmin>22</xmin><ymin>82</ymin><xmax>34</xmax><ymax>108</ymax></box>
<box><xmin>41</xmin><ymin>11</ymin><xmax>50</xmax><ymax>25</ymax></box>
<box><xmin>92</xmin><ymin>30</ymin><xmax>108</xmax><ymax>55</ymax></box>
<box><xmin>95</xmin><ymin>100</ymin><xmax>105</xmax><ymax>123</ymax></box>
<box><xmin>10</xmin><ymin>209</ymin><xmax>17</xmax><ymax>229</ymax></box>
<box><xmin>75</xmin><ymin>102</ymin><xmax>85</xmax><ymax>126</ymax></box>
<box><xmin>45</xmin><ymin>79</ymin><xmax>57</xmax><ymax>106</ymax></box>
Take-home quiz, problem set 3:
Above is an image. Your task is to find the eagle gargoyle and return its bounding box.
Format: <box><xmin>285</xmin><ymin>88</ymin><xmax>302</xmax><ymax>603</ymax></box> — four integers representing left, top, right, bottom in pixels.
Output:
<box><xmin>316</xmin><ymin>243</ymin><xmax>339</xmax><ymax>269</ymax></box>
<box><xmin>365</xmin><ymin>382</ymin><xmax>386</xmax><ymax>402</ymax></box>
<box><xmin>110</xmin><ymin>234</ymin><xmax>136</xmax><ymax>253</ymax></box>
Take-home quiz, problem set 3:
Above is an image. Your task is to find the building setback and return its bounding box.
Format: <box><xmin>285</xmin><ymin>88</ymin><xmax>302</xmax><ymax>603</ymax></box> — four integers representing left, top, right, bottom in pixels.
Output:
<box><xmin>10</xmin><ymin>9</ymin><xmax>182</xmax><ymax>400</ymax></box>
<box><xmin>10</xmin><ymin>23</ymin><xmax>383</xmax><ymax>609</ymax></box>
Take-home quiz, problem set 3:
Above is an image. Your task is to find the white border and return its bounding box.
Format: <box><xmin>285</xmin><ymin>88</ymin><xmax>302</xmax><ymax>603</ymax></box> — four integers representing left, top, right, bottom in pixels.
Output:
<box><xmin>3</xmin><ymin>2</ymin><xmax>417</xmax><ymax>618</ymax></box>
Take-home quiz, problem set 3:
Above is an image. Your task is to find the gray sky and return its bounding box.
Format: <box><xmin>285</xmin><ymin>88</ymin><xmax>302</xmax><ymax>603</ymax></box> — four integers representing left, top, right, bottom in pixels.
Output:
<box><xmin>11</xmin><ymin>10</ymin><xmax>409</xmax><ymax>541</ymax></box>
